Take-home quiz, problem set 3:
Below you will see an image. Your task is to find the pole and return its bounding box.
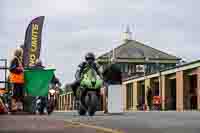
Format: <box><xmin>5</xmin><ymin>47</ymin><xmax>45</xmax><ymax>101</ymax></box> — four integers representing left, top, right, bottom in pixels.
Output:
<box><xmin>144</xmin><ymin>57</ymin><xmax>149</xmax><ymax>111</ymax></box>
<box><xmin>5</xmin><ymin>59</ymin><xmax>7</xmax><ymax>89</ymax></box>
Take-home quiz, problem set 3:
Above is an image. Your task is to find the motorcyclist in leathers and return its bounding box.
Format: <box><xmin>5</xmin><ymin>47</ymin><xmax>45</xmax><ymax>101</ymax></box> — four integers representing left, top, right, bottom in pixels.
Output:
<box><xmin>70</xmin><ymin>52</ymin><xmax>103</xmax><ymax>108</ymax></box>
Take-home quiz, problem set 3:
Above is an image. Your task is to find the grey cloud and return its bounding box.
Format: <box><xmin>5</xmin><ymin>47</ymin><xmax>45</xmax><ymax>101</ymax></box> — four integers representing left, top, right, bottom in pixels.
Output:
<box><xmin>1</xmin><ymin>0</ymin><xmax>200</xmax><ymax>85</ymax></box>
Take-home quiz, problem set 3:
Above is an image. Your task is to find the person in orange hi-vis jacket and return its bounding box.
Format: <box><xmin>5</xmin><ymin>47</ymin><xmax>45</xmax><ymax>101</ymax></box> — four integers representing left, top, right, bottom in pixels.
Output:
<box><xmin>9</xmin><ymin>48</ymin><xmax>24</xmax><ymax>112</ymax></box>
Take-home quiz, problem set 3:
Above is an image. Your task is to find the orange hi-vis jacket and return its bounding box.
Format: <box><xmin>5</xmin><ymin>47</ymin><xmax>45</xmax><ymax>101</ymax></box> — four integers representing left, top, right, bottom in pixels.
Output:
<box><xmin>9</xmin><ymin>57</ymin><xmax>24</xmax><ymax>84</ymax></box>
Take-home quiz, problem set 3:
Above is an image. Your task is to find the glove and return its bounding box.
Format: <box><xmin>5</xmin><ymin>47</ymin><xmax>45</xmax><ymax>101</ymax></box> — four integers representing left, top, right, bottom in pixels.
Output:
<box><xmin>57</xmin><ymin>82</ymin><xmax>62</xmax><ymax>87</ymax></box>
<box><xmin>99</xmin><ymin>73</ymin><xmax>104</xmax><ymax>80</ymax></box>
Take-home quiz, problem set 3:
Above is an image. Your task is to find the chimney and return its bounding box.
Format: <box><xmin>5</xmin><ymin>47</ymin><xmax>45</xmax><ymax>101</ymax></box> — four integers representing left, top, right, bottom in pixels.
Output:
<box><xmin>123</xmin><ymin>25</ymin><xmax>132</xmax><ymax>42</ymax></box>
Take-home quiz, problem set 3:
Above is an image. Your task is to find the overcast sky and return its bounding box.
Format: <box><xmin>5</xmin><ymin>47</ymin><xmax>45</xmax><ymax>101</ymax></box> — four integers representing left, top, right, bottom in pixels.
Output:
<box><xmin>0</xmin><ymin>0</ymin><xmax>200</xmax><ymax>85</ymax></box>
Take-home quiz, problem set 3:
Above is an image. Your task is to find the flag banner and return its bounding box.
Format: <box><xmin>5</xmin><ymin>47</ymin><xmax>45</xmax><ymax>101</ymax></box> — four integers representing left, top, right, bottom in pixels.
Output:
<box><xmin>24</xmin><ymin>68</ymin><xmax>55</xmax><ymax>96</ymax></box>
<box><xmin>23</xmin><ymin>16</ymin><xmax>45</xmax><ymax>67</ymax></box>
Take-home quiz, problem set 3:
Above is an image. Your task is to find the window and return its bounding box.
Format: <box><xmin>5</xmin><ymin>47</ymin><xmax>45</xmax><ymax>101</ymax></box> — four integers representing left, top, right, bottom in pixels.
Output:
<box><xmin>149</xmin><ymin>64</ymin><xmax>153</xmax><ymax>73</ymax></box>
<box><xmin>120</xmin><ymin>64</ymin><xmax>124</xmax><ymax>72</ymax></box>
<box><xmin>128</xmin><ymin>64</ymin><xmax>130</xmax><ymax>73</ymax></box>
<box><xmin>160</xmin><ymin>64</ymin><xmax>165</xmax><ymax>70</ymax></box>
<box><xmin>152</xmin><ymin>64</ymin><xmax>158</xmax><ymax>73</ymax></box>
<box><xmin>136</xmin><ymin>65</ymin><xmax>144</xmax><ymax>73</ymax></box>
<box><xmin>125</xmin><ymin>64</ymin><xmax>128</xmax><ymax>73</ymax></box>
<box><xmin>145</xmin><ymin>64</ymin><xmax>148</xmax><ymax>73</ymax></box>
<box><xmin>132</xmin><ymin>65</ymin><xmax>136</xmax><ymax>73</ymax></box>
<box><xmin>128</xmin><ymin>64</ymin><xmax>135</xmax><ymax>73</ymax></box>
<box><xmin>120</xmin><ymin>64</ymin><xmax>123</xmax><ymax>72</ymax></box>
<box><xmin>128</xmin><ymin>64</ymin><xmax>132</xmax><ymax>74</ymax></box>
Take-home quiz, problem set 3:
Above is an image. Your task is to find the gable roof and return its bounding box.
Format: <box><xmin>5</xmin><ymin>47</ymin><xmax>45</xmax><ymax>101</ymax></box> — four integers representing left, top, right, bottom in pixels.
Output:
<box><xmin>97</xmin><ymin>40</ymin><xmax>181</xmax><ymax>60</ymax></box>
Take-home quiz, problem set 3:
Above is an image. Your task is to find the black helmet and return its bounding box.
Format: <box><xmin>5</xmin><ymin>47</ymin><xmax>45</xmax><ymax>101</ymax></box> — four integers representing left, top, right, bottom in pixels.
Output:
<box><xmin>85</xmin><ymin>52</ymin><xmax>95</xmax><ymax>61</ymax></box>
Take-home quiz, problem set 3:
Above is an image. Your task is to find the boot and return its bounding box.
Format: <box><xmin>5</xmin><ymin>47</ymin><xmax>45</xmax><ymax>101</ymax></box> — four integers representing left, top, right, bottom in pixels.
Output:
<box><xmin>17</xmin><ymin>101</ymin><xmax>23</xmax><ymax>111</ymax></box>
<box><xmin>11</xmin><ymin>98</ymin><xmax>17</xmax><ymax>112</ymax></box>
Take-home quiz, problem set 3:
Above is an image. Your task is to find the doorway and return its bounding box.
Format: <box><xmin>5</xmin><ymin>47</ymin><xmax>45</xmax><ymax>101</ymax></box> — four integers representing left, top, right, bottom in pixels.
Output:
<box><xmin>189</xmin><ymin>75</ymin><xmax>197</xmax><ymax>110</ymax></box>
<box><xmin>137</xmin><ymin>81</ymin><xmax>145</xmax><ymax>110</ymax></box>
<box><xmin>169</xmin><ymin>79</ymin><xmax>176</xmax><ymax>110</ymax></box>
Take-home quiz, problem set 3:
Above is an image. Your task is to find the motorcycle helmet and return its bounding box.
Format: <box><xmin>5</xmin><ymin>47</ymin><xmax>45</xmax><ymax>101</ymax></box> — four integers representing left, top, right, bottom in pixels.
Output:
<box><xmin>85</xmin><ymin>52</ymin><xmax>95</xmax><ymax>63</ymax></box>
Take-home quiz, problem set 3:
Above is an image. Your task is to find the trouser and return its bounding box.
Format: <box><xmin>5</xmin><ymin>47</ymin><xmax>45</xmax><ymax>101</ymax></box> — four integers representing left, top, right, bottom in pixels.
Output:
<box><xmin>80</xmin><ymin>89</ymin><xmax>101</xmax><ymax>109</ymax></box>
<box><xmin>12</xmin><ymin>83</ymin><xmax>24</xmax><ymax>111</ymax></box>
<box><xmin>12</xmin><ymin>83</ymin><xmax>24</xmax><ymax>101</ymax></box>
<box><xmin>80</xmin><ymin>88</ymin><xmax>87</xmax><ymax>108</ymax></box>
<box><xmin>41</xmin><ymin>96</ymin><xmax>48</xmax><ymax>106</ymax></box>
<box><xmin>147</xmin><ymin>97</ymin><xmax>152</xmax><ymax>110</ymax></box>
<box><xmin>34</xmin><ymin>96</ymin><xmax>48</xmax><ymax>112</ymax></box>
<box><xmin>71</xmin><ymin>80</ymin><xmax>100</xmax><ymax>108</ymax></box>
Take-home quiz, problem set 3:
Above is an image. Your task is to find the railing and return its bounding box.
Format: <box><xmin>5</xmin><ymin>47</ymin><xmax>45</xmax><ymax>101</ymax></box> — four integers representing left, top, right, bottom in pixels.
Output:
<box><xmin>58</xmin><ymin>92</ymin><xmax>103</xmax><ymax>111</ymax></box>
<box><xmin>0</xmin><ymin>59</ymin><xmax>8</xmax><ymax>90</ymax></box>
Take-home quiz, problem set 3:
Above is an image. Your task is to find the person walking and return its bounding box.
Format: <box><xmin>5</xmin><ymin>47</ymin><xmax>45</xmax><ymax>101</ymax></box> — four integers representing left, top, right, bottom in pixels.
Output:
<box><xmin>147</xmin><ymin>87</ymin><xmax>153</xmax><ymax>110</ymax></box>
<box><xmin>9</xmin><ymin>48</ymin><xmax>24</xmax><ymax>112</ymax></box>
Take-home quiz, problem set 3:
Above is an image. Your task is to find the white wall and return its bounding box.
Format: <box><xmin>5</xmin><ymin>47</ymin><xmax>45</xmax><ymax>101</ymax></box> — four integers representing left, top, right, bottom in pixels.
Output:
<box><xmin>108</xmin><ymin>85</ymin><xmax>123</xmax><ymax>113</ymax></box>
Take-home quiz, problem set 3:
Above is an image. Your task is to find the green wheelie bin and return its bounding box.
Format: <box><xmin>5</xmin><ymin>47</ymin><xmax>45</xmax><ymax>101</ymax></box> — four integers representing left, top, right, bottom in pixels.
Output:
<box><xmin>23</xmin><ymin>68</ymin><xmax>55</xmax><ymax>113</ymax></box>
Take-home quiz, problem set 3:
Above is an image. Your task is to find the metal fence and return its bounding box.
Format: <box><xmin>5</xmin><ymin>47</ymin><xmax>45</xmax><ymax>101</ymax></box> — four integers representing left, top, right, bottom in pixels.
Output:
<box><xmin>58</xmin><ymin>92</ymin><xmax>103</xmax><ymax>111</ymax></box>
<box><xmin>0</xmin><ymin>59</ymin><xmax>8</xmax><ymax>89</ymax></box>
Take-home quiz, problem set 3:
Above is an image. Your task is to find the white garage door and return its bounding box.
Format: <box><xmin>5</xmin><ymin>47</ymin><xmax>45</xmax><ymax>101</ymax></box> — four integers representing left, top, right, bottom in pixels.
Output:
<box><xmin>108</xmin><ymin>85</ymin><xmax>123</xmax><ymax>113</ymax></box>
